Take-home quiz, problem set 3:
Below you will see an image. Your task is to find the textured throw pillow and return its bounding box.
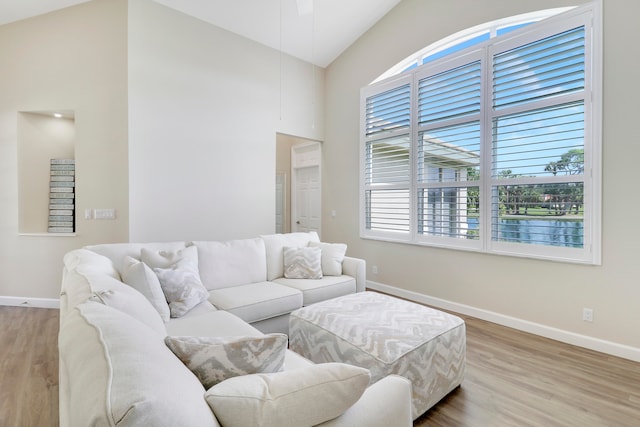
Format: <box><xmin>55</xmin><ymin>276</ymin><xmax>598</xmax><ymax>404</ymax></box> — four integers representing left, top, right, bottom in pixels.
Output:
<box><xmin>153</xmin><ymin>258</ymin><xmax>209</xmax><ymax>317</ymax></box>
<box><xmin>309</xmin><ymin>241</ymin><xmax>347</xmax><ymax>276</ymax></box>
<box><xmin>205</xmin><ymin>363</ymin><xmax>371</xmax><ymax>427</ymax></box>
<box><xmin>165</xmin><ymin>334</ymin><xmax>287</xmax><ymax>389</ymax></box>
<box><xmin>283</xmin><ymin>246</ymin><xmax>322</xmax><ymax>279</ymax></box>
<box><xmin>141</xmin><ymin>245</ymin><xmax>198</xmax><ymax>269</ymax></box>
<box><xmin>121</xmin><ymin>256</ymin><xmax>170</xmax><ymax>322</ymax></box>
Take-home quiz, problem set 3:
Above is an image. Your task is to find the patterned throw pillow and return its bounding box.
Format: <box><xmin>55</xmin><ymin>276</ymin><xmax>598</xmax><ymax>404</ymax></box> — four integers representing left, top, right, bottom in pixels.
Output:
<box><xmin>153</xmin><ymin>258</ymin><xmax>209</xmax><ymax>317</ymax></box>
<box><xmin>165</xmin><ymin>334</ymin><xmax>288</xmax><ymax>389</ymax></box>
<box><xmin>283</xmin><ymin>246</ymin><xmax>322</xmax><ymax>279</ymax></box>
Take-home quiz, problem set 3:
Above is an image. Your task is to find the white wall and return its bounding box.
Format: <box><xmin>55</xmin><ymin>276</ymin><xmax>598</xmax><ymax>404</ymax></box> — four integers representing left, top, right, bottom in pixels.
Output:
<box><xmin>324</xmin><ymin>0</ymin><xmax>640</xmax><ymax>359</ymax></box>
<box><xmin>128</xmin><ymin>0</ymin><xmax>324</xmax><ymax>242</ymax></box>
<box><xmin>0</xmin><ymin>0</ymin><xmax>128</xmax><ymax>301</ymax></box>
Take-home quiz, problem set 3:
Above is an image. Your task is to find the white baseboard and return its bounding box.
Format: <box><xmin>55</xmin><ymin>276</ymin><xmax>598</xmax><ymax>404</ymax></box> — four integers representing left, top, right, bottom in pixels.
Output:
<box><xmin>0</xmin><ymin>296</ymin><xmax>60</xmax><ymax>309</ymax></box>
<box><xmin>367</xmin><ymin>280</ymin><xmax>640</xmax><ymax>363</ymax></box>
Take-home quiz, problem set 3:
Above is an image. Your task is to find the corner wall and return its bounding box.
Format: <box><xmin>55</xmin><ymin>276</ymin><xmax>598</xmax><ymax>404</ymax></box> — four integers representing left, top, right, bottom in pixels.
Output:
<box><xmin>323</xmin><ymin>0</ymin><xmax>640</xmax><ymax>358</ymax></box>
<box><xmin>127</xmin><ymin>0</ymin><xmax>324</xmax><ymax>242</ymax></box>
<box><xmin>0</xmin><ymin>0</ymin><xmax>129</xmax><ymax>300</ymax></box>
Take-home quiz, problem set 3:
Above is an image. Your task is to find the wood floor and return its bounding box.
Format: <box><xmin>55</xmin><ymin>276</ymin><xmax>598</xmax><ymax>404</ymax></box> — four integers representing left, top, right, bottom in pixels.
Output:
<box><xmin>0</xmin><ymin>306</ymin><xmax>59</xmax><ymax>427</ymax></box>
<box><xmin>1</xmin><ymin>306</ymin><xmax>639</xmax><ymax>427</ymax></box>
<box><xmin>416</xmin><ymin>312</ymin><xmax>640</xmax><ymax>426</ymax></box>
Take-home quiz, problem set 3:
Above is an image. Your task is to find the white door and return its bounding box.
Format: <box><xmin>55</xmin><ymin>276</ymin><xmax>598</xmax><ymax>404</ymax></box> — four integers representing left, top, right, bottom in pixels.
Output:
<box><xmin>291</xmin><ymin>142</ymin><xmax>321</xmax><ymax>236</ymax></box>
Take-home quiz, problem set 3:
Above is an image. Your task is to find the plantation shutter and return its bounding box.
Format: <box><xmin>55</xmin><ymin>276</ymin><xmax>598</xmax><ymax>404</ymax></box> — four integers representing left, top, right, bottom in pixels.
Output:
<box><xmin>364</xmin><ymin>84</ymin><xmax>411</xmax><ymax>233</ymax></box>
<box><xmin>493</xmin><ymin>26</ymin><xmax>585</xmax><ymax>110</ymax></box>
<box><xmin>490</xmin><ymin>26</ymin><xmax>587</xmax><ymax>248</ymax></box>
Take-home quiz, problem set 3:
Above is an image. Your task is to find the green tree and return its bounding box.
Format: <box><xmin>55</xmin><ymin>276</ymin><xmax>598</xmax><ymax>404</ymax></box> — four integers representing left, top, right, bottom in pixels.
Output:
<box><xmin>544</xmin><ymin>149</ymin><xmax>585</xmax><ymax>215</ymax></box>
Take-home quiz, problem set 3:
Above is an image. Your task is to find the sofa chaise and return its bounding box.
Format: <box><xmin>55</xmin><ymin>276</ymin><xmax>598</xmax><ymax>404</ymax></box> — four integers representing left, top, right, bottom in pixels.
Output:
<box><xmin>58</xmin><ymin>232</ymin><xmax>413</xmax><ymax>426</ymax></box>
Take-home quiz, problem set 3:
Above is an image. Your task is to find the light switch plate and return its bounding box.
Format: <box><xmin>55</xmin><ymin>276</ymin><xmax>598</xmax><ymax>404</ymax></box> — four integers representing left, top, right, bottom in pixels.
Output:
<box><xmin>94</xmin><ymin>208</ymin><xmax>116</xmax><ymax>220</ymax></box>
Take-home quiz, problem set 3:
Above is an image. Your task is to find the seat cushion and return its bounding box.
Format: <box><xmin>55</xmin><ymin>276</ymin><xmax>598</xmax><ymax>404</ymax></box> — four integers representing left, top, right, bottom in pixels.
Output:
<box><xmin>166</xmin><ymin>310</ymin><xmax>262</xmax><ymax>338</ymax></box>
<box><xmin>273</xmin><ymin>276</ymin><xmax>356</xmax><ymax>306</ymax></box>
<box><xmin>208</xmin><ymin>282</ymin><xmax>303</xmax><ymax>323</ymax></box>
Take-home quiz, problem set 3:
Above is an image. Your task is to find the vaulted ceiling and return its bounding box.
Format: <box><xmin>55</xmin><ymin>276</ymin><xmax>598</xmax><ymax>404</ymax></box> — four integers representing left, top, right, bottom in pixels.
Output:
<box><xmin>0</xmin><ymin>0</ymin><xmax>401</xmax><ymax>67</ymax></box>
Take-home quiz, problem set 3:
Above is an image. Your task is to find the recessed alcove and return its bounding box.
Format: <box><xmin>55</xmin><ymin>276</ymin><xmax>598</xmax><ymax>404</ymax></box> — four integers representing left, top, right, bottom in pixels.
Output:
<box><xmin>17</xmin><ymin>110</ymin><xmax>76</xmax><ymax>235</ymax></box>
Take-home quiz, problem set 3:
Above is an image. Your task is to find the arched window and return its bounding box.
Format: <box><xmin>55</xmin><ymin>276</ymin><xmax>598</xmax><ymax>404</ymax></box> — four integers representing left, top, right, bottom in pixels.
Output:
<box><xmin>360</xmin><ymin>3</ymin><xmax>602</xmax><ymax>265</ymax></box>
<box><xmin>373</xmin><ymin>8</ymin><xmax>574</xmax><ymax>84</ymax></box>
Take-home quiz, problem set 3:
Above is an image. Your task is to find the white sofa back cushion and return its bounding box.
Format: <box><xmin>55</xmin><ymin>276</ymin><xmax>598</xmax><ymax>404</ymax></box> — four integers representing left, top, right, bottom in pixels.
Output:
<box><xmin>192</xmin><ymin>238</ymin><xmax>267</xmax><ymax>290</ymax></box>
<box><xmin>59</xmin><ymin>302</ymin><xmax>220</xmax><ymax>427</ymax></box>
<box><xmin>88</xmin><ymin>276</ymin><xmax>166</xmax><ymax>335</ymax></box>
<box><xmin>63</xmin><ymin>249</ymin><xmax>120</xmax><ymax>278</ymax></box>
<box><xmin>85</xmin><ymin>241</ymin><xmax>187</xmax><ymax>274</ymax></box>
<box><xmin>261</xmin><ymin>232</ymin><xmax>320</xmax><ymax>281</ymax></box>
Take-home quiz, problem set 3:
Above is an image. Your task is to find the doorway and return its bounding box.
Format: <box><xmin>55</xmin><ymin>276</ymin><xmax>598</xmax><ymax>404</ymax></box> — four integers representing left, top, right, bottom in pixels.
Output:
<box><xmin>275</xmin><ymin>134</ymin><xmax>321</xmax><ymax>236</ymax></box>
<box><xmin>291</xmin><ymin>141</ymin><xmax>321</xmax><ymax>235</ymax></box>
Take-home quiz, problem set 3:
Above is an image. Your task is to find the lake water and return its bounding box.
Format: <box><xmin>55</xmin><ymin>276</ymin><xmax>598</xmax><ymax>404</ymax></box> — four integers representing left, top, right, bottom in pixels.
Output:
<box><xmin>468</xmin><ymin>217</ymin><xmax>583</xmax><ymax>248</ymax></box>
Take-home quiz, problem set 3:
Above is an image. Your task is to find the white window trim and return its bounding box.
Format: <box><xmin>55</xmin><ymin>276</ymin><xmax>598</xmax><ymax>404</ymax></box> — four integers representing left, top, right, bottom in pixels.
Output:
<box><xmin>360</xmin><ymin>1</ymin><xmax>602</xmax><ymax>265</ymax></box>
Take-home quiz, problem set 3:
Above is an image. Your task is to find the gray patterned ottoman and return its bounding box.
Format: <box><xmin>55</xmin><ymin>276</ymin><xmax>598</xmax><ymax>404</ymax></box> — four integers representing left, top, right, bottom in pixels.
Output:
<box><xmin>289</xmin><ymin>291</ymin><xmax>465</xmax><ymax>419</ymax></box>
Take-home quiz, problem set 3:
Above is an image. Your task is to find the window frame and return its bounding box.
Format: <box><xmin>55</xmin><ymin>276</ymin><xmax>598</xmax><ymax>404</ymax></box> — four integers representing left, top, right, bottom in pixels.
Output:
<box><xmin>360</xmin><ymin>2</ymin><xmax>602</xmax><ymax>265</ymax></box>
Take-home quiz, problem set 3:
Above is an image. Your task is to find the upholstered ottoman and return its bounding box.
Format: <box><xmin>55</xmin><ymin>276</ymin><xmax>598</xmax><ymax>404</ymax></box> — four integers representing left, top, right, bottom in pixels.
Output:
<box><xmin>289</xmin><ymin>291</ymin><xmax>465</xmax><ymax>419</ymax></box>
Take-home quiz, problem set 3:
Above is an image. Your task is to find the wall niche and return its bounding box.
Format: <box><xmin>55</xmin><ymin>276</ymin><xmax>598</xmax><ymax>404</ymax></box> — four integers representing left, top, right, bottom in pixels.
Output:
<box><xmin>17</xmin><ymin>111</ymin><xmax>76</xmax><ymax>235</ymax></box>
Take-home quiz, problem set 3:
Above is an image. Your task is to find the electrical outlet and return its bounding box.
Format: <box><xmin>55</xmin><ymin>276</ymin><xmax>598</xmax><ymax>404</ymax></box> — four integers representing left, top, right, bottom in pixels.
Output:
<box><xmin>582</xmin><ymin>308</ymin><xmax>593</xmax><ymax>322</ymax></box>
<box><xmin>372</xmin><ymin>265</ymin><xmax>378</xmax><ymax>275</ymax></box>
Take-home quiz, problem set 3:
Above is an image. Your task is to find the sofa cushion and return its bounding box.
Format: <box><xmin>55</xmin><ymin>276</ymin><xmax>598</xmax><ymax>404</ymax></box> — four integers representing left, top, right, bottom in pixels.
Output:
<box><xmin>63</xmin><ymin>249</ymin><xmax>120</xmax><ymax>278</ymax></box>
<box><xmin>273</xmin><ymin>276</ymin><xmax>357</xmax><ymax>306</ymax></box>
<box><xmin>59</xmin><ymin>302</ymin><xmax>220</xmax><ymax>427</ymax></box>
<box><xmin>283</xmin><ymin>246</ymin><xmax>323</xmax><ymax>279</ymax></box>
<box><xmin>85</xmin><ymin>241</ymin><xmax>187</xmax><ymax>274</ymax></box>
<box><xmin>204</xmin><ymin>363</ymin><xmax>370</xmax><ymax>427</ymax></box>
<box><xmin>309</xmin><ymin>241</ymin><xmax>347</xmax><ymax>276</ymax></box>
<box><xmin>192</xmin><ymin>239</ymin><xmax>267</xmax><ymax>290</ymax></box>
<box><xmin>261</xmin><ymin>232</ymin><xmax>320</xmax><ymax>280</ymax></box>
<box><xmin>165</xmin><ymin>334</ymin><xmax>287</xmax><ymax>389</ymax></box>
<box><xmin>142</xmin><ymin>245</ymin><xmax>198</xmax><ymax>269</ymax></box>
<box><xmin>165</xmin><ymin>310</ymin><xmax>262</xmax><ymax>338</ymax></box>
<box><xmin>74</xmin><ymin>273</ymin><xmax>166</xmax><ymax>335</ymax></box>
<box><xmin>154</xmin><ymin>258</ymin><xmax>209</xmax><ymax>318</ymax></box>
<box><xmin>121</xmin><ymin>256</ymin><xmax>170</xmax><ymax>322</ymax></box>
<box><xmin>208</xmin><ymin>282</ymin><xmax>303</xmax><ymax>323</ymax></box>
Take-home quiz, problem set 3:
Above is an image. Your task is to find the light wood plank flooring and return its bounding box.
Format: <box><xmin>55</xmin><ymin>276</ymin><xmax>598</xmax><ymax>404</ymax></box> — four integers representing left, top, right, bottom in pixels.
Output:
<box><xmin>0</xmin><ymin>306</ymin><xmax>59</xmax><ymax>427</ymax></box>
<box><xmin>1</xmin><ymin>305</ymin><xmax>639</xmax><ymax>426</ymax></box>
<box><xmin>416</xmin><ymin>312</ymin><xmax>640</xmax><ymax>426</ymax></box>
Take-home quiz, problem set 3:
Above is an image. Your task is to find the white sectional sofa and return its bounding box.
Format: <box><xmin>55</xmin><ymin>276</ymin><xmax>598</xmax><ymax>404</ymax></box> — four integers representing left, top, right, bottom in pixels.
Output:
<box><xmin>58</xmin><ymin>232</ymin><xmax>413</xmax><ymax>427</ymax></box>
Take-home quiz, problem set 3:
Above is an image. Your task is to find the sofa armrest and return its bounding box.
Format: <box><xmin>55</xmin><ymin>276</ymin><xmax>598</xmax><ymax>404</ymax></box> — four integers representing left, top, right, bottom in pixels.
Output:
<box><xmin>342</xmin><ymin>256</ymin><xmax>366</xmax><ymax>293</ymax></box>
<box><xmin>318</xmin><ymin>375</ymin><xmax>413</xmax><ymax>427</ymax></box>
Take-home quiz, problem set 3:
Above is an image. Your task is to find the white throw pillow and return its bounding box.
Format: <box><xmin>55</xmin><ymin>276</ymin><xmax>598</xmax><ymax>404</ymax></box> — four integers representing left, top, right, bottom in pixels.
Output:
<box><xmin>205</xmin><ymin>363</ymin><xmax>371</xmax><ymax>427</ymax></box>
<box><xmin>309</xmin><ymin>241</ymin><xmax>347</xmax><ymax>276</ymax></box>
<box><xmin>165</xmin><ymin>334</ymin><xmax>287</xmax><ymax>389</ymax></box>
<box><xmin>121</xmin><ymin>256</ymin><xmax>170</xmax><ymax>322</ymax></box>
<box><xmin>153</xmin><ymin>258</ymin><xmax>209</xmax><ymax>317</ymax></box>
<box><xmin>141</xmin><ymin>245</ymin><xmax>198</xmax><ymax>269</ymax></box>
<box><xmin>283</xmin><ymin>246</ymin><xmax>322</xmax><ymax>279</ymax></box>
